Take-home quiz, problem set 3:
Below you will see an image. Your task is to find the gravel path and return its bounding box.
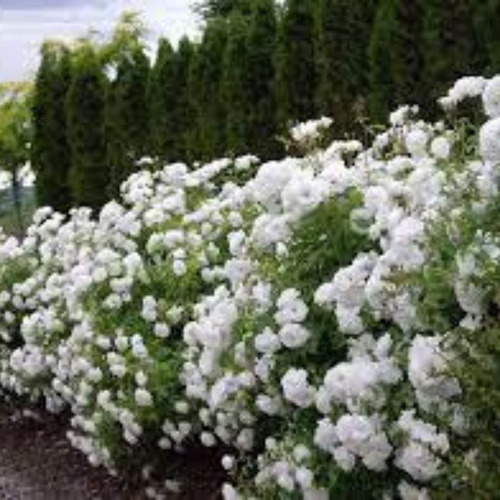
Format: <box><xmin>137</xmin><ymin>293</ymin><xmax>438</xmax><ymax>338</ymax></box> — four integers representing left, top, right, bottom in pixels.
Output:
<box><xmin>0</xmin><ymin>408</ymin><xmax>225</xmax><ymax>499</ymax></box>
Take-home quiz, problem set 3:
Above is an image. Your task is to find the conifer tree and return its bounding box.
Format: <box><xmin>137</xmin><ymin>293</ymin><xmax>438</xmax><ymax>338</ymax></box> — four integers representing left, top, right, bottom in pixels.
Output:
<box><xmin>246</xmin><ymin>0</ymin><xmax>281</xmax><ymax>159</ymax></box>
<box><xmin>31</xmin><ymin>42</ymin><xmax>73</xmax><ymax>211</ymax></box>
<box><xmin>171</xmin><ymin>38</ymin><xmax>196</xmax><ymax>162</ymax></box>
<box><xmin>103</xmin><ymin>13</ymin><xmax>150</xmax><ymax>195</ymax></box>
<box><xmin>149</xmin><ymin>38</ymin><xmax>194</xmax><ymax>164</ymax></box>
<box><xmin>223</xmin><ymin>12</ymin><xmax>250</xmax><ymax>156</ymax></box>
<box><xmin>187</xmin><ymin>43</ymin><xmax>203</xmax><ymax>161</ymax></box>
<box><xmin>421</xmin><ymin>0</ymin><xmax>488</xmax><ymax>115</ymax></box>
<box><xmin>186</xmin><ymin>45</ymin><xmax>203</xmax><ymax>161</ymax></box>
<box><xmin>191</xmin><ymin>19</ymin><xmax>228</xmax><ymax>160</ymax></box>
<box><xmin>106</xmin><ymin>45</ymin><xmax>150</xmax><ymax>195</ymax></box>
<box><xmin>276</xmin><ymin>0</ymin><xmax>317</xmax><ymax>126</ymax></box>
<box><xmin>479</xmin><ymin>0</ymin><xmax>500</xmax><ymax>73</ymax></box>
<box><xmin>316</xmin><ymin>0</ymin><xmax>377</xmax><ymax>135</ymax></box>
<box><xmin>369</xmin><ymin>0</ymin><xmax>424</xmax><ymax>122</ymax></box>
<box><xmin>194</xmin><ymin>0</ymin><xmax>252</xmax><ymax>19</ymax></box>
<box><xmin>149</xmin><ymin>38</ymin><xmax>176</xmax><ymax>161</ymax></box>
<box><xmin>66</xmin><ymin>43</ymin><xmax>109</xmax><ymax>210</ymax></box>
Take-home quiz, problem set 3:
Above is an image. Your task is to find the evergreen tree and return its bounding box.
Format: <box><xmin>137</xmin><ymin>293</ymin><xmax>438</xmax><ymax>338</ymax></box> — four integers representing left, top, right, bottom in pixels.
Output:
<box><xmin>31</xmin><ymin>42</ymin><xmax>73</xmax><ymax>211</ymax></box>
<box><xmin>191</xmin><ymin>19</ymin><xmax>228</xmax><ymax>160</ymax></box>
<box><xmin>149</xmin><ymin>37</ymin><xmax>194</xmax><ymax>164</ymax></box>
<box><xmin>421</xmin><ymin>0</ymin><xmax>487</xmax><ymax>115</ymax></box>
<box><xmin>316</xmin><ymin>0</ymin><xmax>377</xmax><ymax>135</ymax></box>
<box><xmin>369</xmin><ymin>0</ymin><xmax>424</xmax><ymax>122</ymax></box>
<box><xmin>478</xmin><ymin>0</ymin><xmax>500</xmax><ymax>73</ymax></box>
<box><xmin>149</xmin><ymin>38</ymin><xmax>176</xmax><ymax>161</ymax></box>
<box><xmin>246</xmin><ymin>0</ymin><xmax>281</xmax><ymax>159</ymax></box>
<box><xmin>104</xmin><ymin>13</ymin><xmax>150</xmax><ymax>195</ymax></box>
<box><xmin>223</xmin><ymin>12</ymin><xmax>251</xmax><ymax>156</ymax></box>
<box><xmin>194</xmin><ymin>0</ymin><xmax>252</xmax><ymax>19</ymax></box>
<box><xmin>276</xmin><ymin>0</ymin><xmax>317</xmax><ymax>126</ymax></box>
<box><xmin>187</xmin><ymin>44</ymin><xmax>203</xmax><ymax>161</ymax></box>
<box><xmin>66</xmin><ymin>44</ymin><xmax>109</xmax><ymax>210</ymax></box>
<box><xmin>106</xmin><ymin>45</ymin><xmax>150</xmax><ymax>196</ymax></box>
<box><xmin>171</xmin><ymin>38</ymin><xmax>196</xmax><ymax>163</ymax></box>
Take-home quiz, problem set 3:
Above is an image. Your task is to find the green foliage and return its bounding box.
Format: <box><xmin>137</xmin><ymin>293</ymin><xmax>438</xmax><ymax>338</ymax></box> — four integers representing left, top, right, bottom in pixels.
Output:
<box><xmin>279</xmin><ymin>191</ymin><xmax>369</xmax><ymax>296</ymax></box>
<box><xmin>369</xmin><ymin>0</ymin><xmax>424</xmax><ymax>122</ymax></box>
<box><xmin>0</xmin><ymin>254</ymin><xmax>34</xmax><ymax>347</ymax></box>
<box><xmin>31</xmin><ymin>42</ymin><xmax>72</xmax><ymax>212</ymax></box>
<box><xmin>448</xmin><ymin>324</ymin><xmax>500</xmax><ymax>498</ymax></box>
<box><xmin>413</xmin><ymin>224</ymin><xmax>463</xmax><ymax>333</ymax></box>
<box><xmin>106</xmin><ymin>45</ymin><xmax>150</xmax><ymax>196</ymax></box>
<box><xmin>149</xmin><ymin>37</ymin><xmax>195</xmax><ymax>164</ymax></box>
<box><xmin>149</xmin><ymin>38</ymin><xmax>175</xmax><ymax>161</ymax></box>
<box><xmin>245</xmin><ymin>0</ymin><xmax>281</xmax><ymax>159</ymax></box>
<box><xmin>0</xmin><ymin>88</ymin><xmax>31</xmax><ymax>171</ymax></box>
<box><xmin>223</xmin><ymin>13</ymin><xmax>251</xmax><ymax>156</ymax></box>
<box><xmin>194</xmin><ymin>0</ymin><xmax>253</xmax><ymax>20</ymax></box>
<box><xmin>315</xmin><ymin>0</ymin><xmax>377</xmax><ymax>135</ymax></box>
<box><xmin>104</xmin><ymin>12</ymin><xmax>150</xmax><ymax>196</ymax></box>
<box><xmin>100</xmin><ymin>11</ymin><xmax>147</xmax><ymax>65</ymax></box>
<box><xmin>477</xmin><ymin>0</ymin><xmax>500</xmax><ymax>74</ymax></box>
<box><xmin>421</xmin><ymin>0</ymin><xmax>487</xmax><ymax>117</ymax></box>
<box><xmin>246</xmin><ymin>190</ymin><xmax>371</xmax><ymax>390</ymax></box>
<box><xmin>0</xmin><ymin>84</ymin><xmax>33</xmax><ymax>234</ymax></box>
<box><xmin>276</xmin><ymin>0</ymin><xmax>318</xmax><ymax>125</ymax></box>
<box><xmin>66</xmin><ymin>43</ymin><xmax>109</xmax><ymax>210</ymax></box>
<box><xmin>171</xmin><ymin>38</ymin><xmax>196</xmax><ymax>163</ymax></box>
<box><xmin>190</xmin><ymin>19</ymin><xmax>228</xmax><ymax>160</ymax></box>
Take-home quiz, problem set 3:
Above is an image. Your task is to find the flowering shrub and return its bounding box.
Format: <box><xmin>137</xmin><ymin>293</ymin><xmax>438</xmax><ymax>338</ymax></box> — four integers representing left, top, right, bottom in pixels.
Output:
<box><xmin>2</xmin><ymin>78</ymin><xmax>500</xmax><ymax>498</ymax></box>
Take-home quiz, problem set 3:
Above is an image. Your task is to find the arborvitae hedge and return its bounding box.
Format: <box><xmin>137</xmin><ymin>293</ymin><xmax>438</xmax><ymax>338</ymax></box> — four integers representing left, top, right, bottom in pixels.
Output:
<box><xmin>369</xmin><ymin>0</ymin><xmax>424</xmax><ymax>123</ymax></box>
<box><xmin>223</xmin><ymin>12</ymin><xmax>251</xmax><ymax>156</ymax></box>
<box><xmin>191</xmin><ymin>19</ymin><xmax>228</xmax><ymax>161</ymax></box>
<box><xmin>195</xmin><ymin>0</ymin><xmax>253</xmax><ymax>19</ymax></box>
<box><xmin>32</xmin><ymin>2</ymin><xmax>500</xmax><ymax>209</ymax></box>
<box><xmin>31</xmin><ymin>42</ymin><xmax>73</xmax><ymax>212</ymax></box>
<box><xmin>479</xmin><ymin>0</ymin><xmax>500</xmax><ymax>74</ymax></box>
<box><xmin>66</xmin><ymin>44</ymin><xmax>109</xmax><ymax>211</ymax></box>
<box><xmin>149</xmin><ymin>38</ymin><xmax>175</xmax><ymax>162</ymax></box>
<box><xmin>106</xmin><ymin>45</ymin><xmax>150</xmax><ymax>196</ymax></box>
<box><xmin>170</xmin><ymin>38</ymin><xmax>196</xmax><ymax>163</ymax></box>
<box><xmin>315</xmin><ymin>0</ymin><xmax>377</xmax><ymax>135</ymax></box>
<box><xmin>421</xmin><ymin>0</ymin><xmax>487</xmax><ymax>116</ymax></box>
<box><xmin>276</xmin><ymin>0</ymin><xmax>317</xmax><ymax>125</ymax></box>
<box><xmin>246</xmin><ymin>0</ymin><xmax>281</xmax><ymax>159</ymax></box>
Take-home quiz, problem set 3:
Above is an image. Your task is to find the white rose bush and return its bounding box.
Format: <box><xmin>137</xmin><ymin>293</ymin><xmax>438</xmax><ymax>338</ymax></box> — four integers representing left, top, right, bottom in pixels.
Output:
<box><xmin>1</xmin><ymin>75</ymin><xmax>500</xmax><ymax>498</ymax></box>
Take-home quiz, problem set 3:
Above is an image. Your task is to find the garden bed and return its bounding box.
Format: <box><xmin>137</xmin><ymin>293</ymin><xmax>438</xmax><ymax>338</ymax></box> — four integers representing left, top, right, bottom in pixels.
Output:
<box><xmin>0</xmin><ymin>407</ymin><xmax>225</xmax><ymax>499</ymax></box>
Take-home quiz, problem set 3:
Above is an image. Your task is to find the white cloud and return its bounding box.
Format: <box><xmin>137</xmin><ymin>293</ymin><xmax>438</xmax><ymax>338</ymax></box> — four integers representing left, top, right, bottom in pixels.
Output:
<box><xmin>0</xmin><ymin>0</ymin><xmax>199</xmax><ymax>82</ymax></box>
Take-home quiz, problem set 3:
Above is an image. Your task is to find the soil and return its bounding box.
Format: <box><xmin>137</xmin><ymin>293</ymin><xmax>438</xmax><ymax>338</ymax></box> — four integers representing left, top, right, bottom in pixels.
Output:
<box><xmin>0</xmin><ymin>408</ymin><xmax>225</xmax><ymax>500</ymax></box>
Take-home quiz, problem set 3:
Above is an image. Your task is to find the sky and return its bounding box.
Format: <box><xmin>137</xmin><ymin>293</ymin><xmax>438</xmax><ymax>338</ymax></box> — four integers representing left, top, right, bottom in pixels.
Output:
<box><xmin>0</xmin><ymin>0</ymin><xmax>200</xmax><ymax>82</ymax></box>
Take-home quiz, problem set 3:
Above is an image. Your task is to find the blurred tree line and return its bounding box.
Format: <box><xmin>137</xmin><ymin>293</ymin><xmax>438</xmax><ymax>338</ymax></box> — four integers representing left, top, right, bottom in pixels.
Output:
<box><xmin>31</xmin><ymin>0</ymin><xmax>500</xmax><ymax>212</ymax></box>
<box><xmin>0</xmin><ymin>82</ymin><xmax>32</xmax><ymax>233</ymax></box>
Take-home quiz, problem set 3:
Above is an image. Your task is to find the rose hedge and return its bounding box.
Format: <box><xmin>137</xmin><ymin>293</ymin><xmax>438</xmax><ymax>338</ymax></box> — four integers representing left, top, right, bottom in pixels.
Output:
<box><xmin>2</xmin><ymin>77</ymin><xmax>500</xmax><ymax>499</ymax></box>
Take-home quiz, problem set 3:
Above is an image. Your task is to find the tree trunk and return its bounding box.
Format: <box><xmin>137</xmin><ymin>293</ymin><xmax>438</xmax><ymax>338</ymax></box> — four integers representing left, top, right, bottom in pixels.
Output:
<box><xmin>11</xmin><ymin>168</ymin><xmax>23</xmax><ymax>237</ymax></box>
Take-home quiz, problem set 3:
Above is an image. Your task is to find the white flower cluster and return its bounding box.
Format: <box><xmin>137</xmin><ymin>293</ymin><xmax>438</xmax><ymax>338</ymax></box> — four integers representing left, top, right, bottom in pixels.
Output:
<box><xmin>314</xmin><ymin>414</ymin><xmax>392</xmax><ymax>472</ymax></box>
<box><xmin>395</xmin><ymin>410</ymin><xmax>450</xmax><ymax>481</ymax></box>
<box><xmin>316</xmin><ymin>333</ymin><xmax>401</xmax><ymax>414</ymax></box>
<box><xmin>438</xmin><ymin>76</ymin><xmax>487</xmax><ymax>110</ymax></box>
<box><xmin>290</xmin><ymin>116</ymin><xmax>333</xmax><ymax>145</ymax></box>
